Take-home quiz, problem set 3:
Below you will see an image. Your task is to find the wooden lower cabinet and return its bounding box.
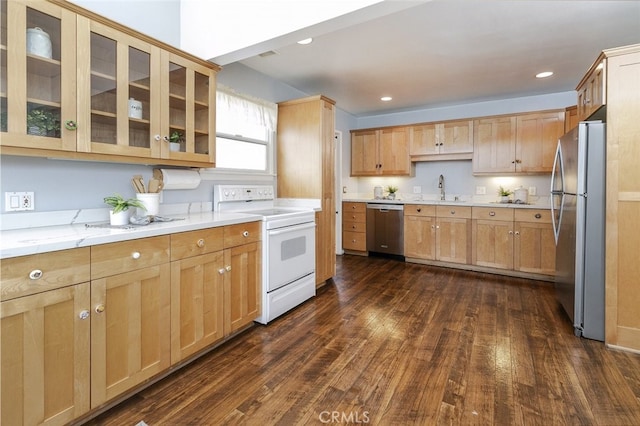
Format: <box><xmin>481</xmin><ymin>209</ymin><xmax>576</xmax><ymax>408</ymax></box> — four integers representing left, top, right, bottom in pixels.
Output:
<box><xmin>342</xmin><ymin>202</ymin><xmax>367</xmax><ymax>253</ymax></box>
<box><xmin>1</xmin><ymin>283</ymin><xmax>91</xmax><ymax>426</ymax></box>
<box><xmin>404</xmin><ymin>214</ymin><xmax>436</xmax><ymax>260</ymax></box>
<box><xmin>513</xmin><ymin>209</ymin><xmax>556</xmax><ymax>275</ymax></box>
<box><xmin>472</xmin><ymin>208</ymin><xmax>515</xmax><ymax>270</ymax></box>
<box><xmin>90</xmin><ymin>264</ymin><xmax>171</xmax><ymax>408</ymax></box>
<box><xmin>226</xmin><ymin>241</ymin><xmax>261</xmax><ymax>334</ymax></box>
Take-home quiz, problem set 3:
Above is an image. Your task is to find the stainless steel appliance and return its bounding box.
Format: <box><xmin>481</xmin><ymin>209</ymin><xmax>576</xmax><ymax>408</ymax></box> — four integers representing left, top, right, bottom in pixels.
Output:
<box><xmin>214</xmin><ymin>185</ymin><xmax>316</xmax><ymax>324</ymax></box>
<box><xmin>366</xmin><ymin>203</ymin><xmax>404</xmax><ymax>257</ymax></box>
<box><xmin>550</xmin><ymin>121</ymin><xmax>605</xmax><ymax>341</ymax></box>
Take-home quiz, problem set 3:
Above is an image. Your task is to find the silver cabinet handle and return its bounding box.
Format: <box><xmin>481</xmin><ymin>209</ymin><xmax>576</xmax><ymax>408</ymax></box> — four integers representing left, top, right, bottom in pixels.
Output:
<box><xmin>78</xmin><ymin>310</ymin><xmax>90</xmax><ymax>320</ymax></box>
<box><xmin>132</xmin><ymin>251</ymin><xmax>141</xmax><ymax>259</ymax></box>
<box><xmin>535</xmin><ymin>213</ymin><xmax>542</xmax><ymax>219</ymax></box>
<box><xmin>29</xmin><ymin>269</ymin><xmax>43</xmax><ymax>280</ymax></box>
<box><xmin>197</xmin><ymin>238</ymin><xmax>205</xmax><ymax>247</ymax></box>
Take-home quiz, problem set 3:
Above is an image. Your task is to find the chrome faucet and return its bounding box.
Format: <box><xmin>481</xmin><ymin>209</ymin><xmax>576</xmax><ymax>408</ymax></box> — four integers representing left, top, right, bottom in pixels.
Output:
<box><xmin>438</xmin><ymin>174</ymin><xmax>445</xmax><ymax>200</ymax></box>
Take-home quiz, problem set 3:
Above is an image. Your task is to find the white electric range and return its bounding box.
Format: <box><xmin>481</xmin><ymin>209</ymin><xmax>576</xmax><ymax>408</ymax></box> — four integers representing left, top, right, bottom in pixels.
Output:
<box><xmin>214</xmin><ymin>185</ymin><xmax>316</xmax><ymax>324</ymax></box>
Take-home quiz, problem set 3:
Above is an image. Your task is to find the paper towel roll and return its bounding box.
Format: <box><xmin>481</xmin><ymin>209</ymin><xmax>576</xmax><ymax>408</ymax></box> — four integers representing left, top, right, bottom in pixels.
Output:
<box><xmin>159</xmin><ymin>169</ymin><xmax>201</xmax><ymax>190</ymax></box>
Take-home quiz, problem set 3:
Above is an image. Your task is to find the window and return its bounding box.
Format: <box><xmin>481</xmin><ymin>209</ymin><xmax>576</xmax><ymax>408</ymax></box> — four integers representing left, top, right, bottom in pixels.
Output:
<box><xmin>214</xmin><ymin>86</ymin><xmax>277</xmax><ymax>173</ymax></box>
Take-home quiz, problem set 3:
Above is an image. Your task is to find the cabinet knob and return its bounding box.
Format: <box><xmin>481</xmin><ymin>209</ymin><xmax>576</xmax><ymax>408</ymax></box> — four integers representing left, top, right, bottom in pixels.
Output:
<box><xmin>535</xmin><ymin>213</ymin><xmax>542</xmax><ymax>219</ymax></box>
<box><xmin>489</xmin><ymin>211</ymin><xmax>496</xmax><ymax>216</ymax></box>
<box><xmin>132</xmin><ymin>251</ymin><xmax>141</xmax><ymax>259</ymax></box>
<box><xmin>450</xmin><ymin>210</ymin><xmax>455</xmax><ymax>215</ymax></box>
<box><xmin>64</xmin><ymin>120</ymin><xmax>77</xmax><ymax>131</ymax></box>
<box><xmin>352</xmin><ymin>225</ymin><xmax>356</xmax><ymax>229</ymax></box>
<box><xmin>508</xmin><ymin>230</ymin><xmax>513</xmax><ymax>235</ymax></box>
<box><xmin>95</xmin><ymin>304</ymin><xmax>105</xmax><ymax>314</ymax></box>
<box><xmin>154</xmin><ymin>134</ymin><xmax>161</xmax><ymax>141</ymax></box>
<box><xmin>242</xmin><ymin>231</ymin><xmax>249</xmax><ymax>237</ymax></box>
<box><xmin>78</xmin><ymin>310</ymin><xmax>90</xmax><ymax>320</ymax></box>
<box><xmin>515</xmin><ymin>231</ymin><xmax>520</xmax><ymax>235</ymax></box>
<box><xmin>352</xmin><ymin>205</ymin><xmax>357</xmax><ymax>209</ymax></box>
<box><xmin>515</xmin><ymin>159</ymin><xmax>522</xmax><ymax>164</ymax></box>
<box><xmin>417</xmin><ymin>208</ymin><xmax>422</xmax><ymax>212</ymax></box>
<box><xmin>226</xmin><ymin>265</ymin><xmax>232</xmax><ymax>272</ymax></box>
<box><xmin>434</xmin><ymin>142</ymin><xmax>438</xmax><ymax>146</ymax></box>
<box><xmin>218</xmin><ymin>268</ymin><xmax>226</xmax><ymax>275</ymax></box>
<box><xmin>197</xmin><ymin>238</ymin><xmax>205</xmax><ymax>247</ymax></box>
<box><xmin>352</xmin><ymin>239</ymin><xmax>357</xmax><ymax>243</ymax></box>
<box><xmin>431</xmin><ymin>225</ymin><xmax>435</xmax><ymax>229</ymax></box>
<box><xmin>29</xmin><ymin>269</ymin><xmax>43</xmax><ymax>280</ymax></box>
<box><xmin>439</xmin><ymin>142</ymin><xmax>444</xmax><ymax>146</ymax></box>
<box><xmin>163</xmin><ymin>135</ymin><xmax>170</xmax><ymax>142</ymax></box>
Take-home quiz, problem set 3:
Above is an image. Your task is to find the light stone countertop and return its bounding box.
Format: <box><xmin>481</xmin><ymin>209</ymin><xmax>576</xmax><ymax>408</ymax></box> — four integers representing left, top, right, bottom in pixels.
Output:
<box><xmin>0</xmin><ymin>211</ymin><xmax>263</xmax><ymax>259</ymax></box>
<box><xmin>341</xmin><ymin>197</ymin><xmax>550</xmax><ymax>209</ymax></box>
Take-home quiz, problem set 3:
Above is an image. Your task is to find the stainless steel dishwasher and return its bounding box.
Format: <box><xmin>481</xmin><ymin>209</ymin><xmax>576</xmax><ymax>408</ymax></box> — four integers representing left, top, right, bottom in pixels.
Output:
<box><xmin>366</xmin><ymin>203</ymin><xmax>404</xmax><ymax>257</ymax></box>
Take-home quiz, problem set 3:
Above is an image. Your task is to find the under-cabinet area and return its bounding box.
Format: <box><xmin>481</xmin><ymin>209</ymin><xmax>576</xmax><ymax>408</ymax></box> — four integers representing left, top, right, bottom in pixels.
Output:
<box><xmin>343</xmin><ymin>201</ymin><xmax>555</xmax><ymax>280</ymax></box>
<box><xmin>0</xmin><ymin>221</ymin><xmax>261</xmax><ymax>425</ymax></box>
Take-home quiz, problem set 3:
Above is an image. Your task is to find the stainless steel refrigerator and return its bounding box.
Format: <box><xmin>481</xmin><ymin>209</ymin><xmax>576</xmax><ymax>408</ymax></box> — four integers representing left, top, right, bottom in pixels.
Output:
<box><xmin>550</xmin><ymin>121</ymin><xmax>605</xmax><ymax>341</ymax></box>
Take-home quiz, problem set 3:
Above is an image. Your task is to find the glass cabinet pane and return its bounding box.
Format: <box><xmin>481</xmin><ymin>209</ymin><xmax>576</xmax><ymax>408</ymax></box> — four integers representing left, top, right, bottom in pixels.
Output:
<box><xmin>194</xmin><ymin>71</ymin><xmax>209</xmax><ymax>155</ymax></box>
<box><xmin>128</xmin><ymin>46</ymin><xmax>150</xmax><ymax>148</ymax></box>
<box><xmin>25</xmin><ymin>7</ymin><xmax>61</xmax><ymax>138</ymax></box>
<box><xmin>1</xmin><ymin>0</ymin><xmax>7</xmax><ymax>133</ymax></box>
<box><xmin>168</xmin><ymin>62</ymin><xmax>186</xmax><ymax>152</ymax></box>
<box><xmin>90</xmin><ymin>32</ymin><xmax>117</xmax><ymax>144</ymax></box>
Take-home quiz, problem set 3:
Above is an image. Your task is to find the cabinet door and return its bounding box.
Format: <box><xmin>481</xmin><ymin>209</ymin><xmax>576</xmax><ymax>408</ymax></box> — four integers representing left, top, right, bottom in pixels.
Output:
<box><xmin>409</xmin><ymin>123</ymin><xmax>438</xmax><ymax>156</ymax></box>
<box><xmin>2</xmin><ymin>0</ymin><xmax>77</xmax><ymax>151</ymax></box>
<box><xmin>91</xmin><ymin>264</ymin><xmax>171</xmax><ymax>407</ymax></box>
<box><xmin>472</xmin><ymin>219</ymin><xmax>514</xmax><ymax>269</ymax></box>
<box><xmin>77</xmin><ymin>18</ymin><xmax>161</xmax><ymax>158</ymax></box>
<box><xmin>404</xmin><ymin>215</ymin><xmax>436</xmax><ymax>260</ymax></box>
<box><xmin>379</xmin><ymin>127</ymin><xmax>411</xmax><ymax>175</ymax></box>
<box><xmin>473</xmin><ymin>116</ymin><xmax>517</xmax><ymax>174</ymax></box>
<box><xmin>160</xmin><ymin>52</ymin><xmax>216</xmax><ymax>164</ymax></box>
<box><xmin>170</xmin><ymin>251</ymin><xmax>225</xmax><ymax>363</ymax></box>
<box><xmin>351</xmin><ymin>129</ymin><xmax>379</xmax><ymax>176</ymax></box>
<box><xmin>516</xmin><ymin>111</ymin><xmax>565</xmax><ymax>173</ymax></box>
<box><xmin>439</xmin><ymin>120</ymin><xmax>473</xmax><ymax>154</ymax></box>
<box><xmin>225</xmin><ymin>242</ymin><xmax>261</xmax><ymax>334</ymax></box>
<box><xmin>1</xmin><ymin>283</ymin><xmax>90</xmax><ymax>425</ymax></box>
<box><xmin>436</xmin><ymin>217</ymin><xmax>470</xmax><ymax>264</ymax></box>
<box><xmin>514</xmin><ymin>222</ymin><xmax>556</xmax><ymax>275</ymax></box>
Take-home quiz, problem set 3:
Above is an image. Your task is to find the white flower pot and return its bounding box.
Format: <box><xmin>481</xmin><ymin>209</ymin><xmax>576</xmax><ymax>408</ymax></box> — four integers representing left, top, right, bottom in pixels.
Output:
<box><xmin>169</xmin><ymin>142</ymin><xmax>181</xmax><ymax>152</ymax></box>
<box><xmin>136</xmin><ymin>193</ymin><xmax>160</xmax><ymax>217</ymax></box>
<box><xmin>109</xmin><ymin>210</ymin><xmax>130</xmax><ymax>226</ymax></box>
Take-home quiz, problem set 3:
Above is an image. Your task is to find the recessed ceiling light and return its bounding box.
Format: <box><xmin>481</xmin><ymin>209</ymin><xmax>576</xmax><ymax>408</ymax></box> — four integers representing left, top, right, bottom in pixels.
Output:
<box><xmin>381</xmin><ymin>96</ymin><xmax>392</xmax><ymax>102</ymax></box>
<box><xmin>536</xmin><ymin>71</ymin><xmax>554</xmax><ymax>78</ymax></box>
<box><xmin>297</xmin><ymin>38</ymin><xmax>313</xmax><ymax>45</ymax></box>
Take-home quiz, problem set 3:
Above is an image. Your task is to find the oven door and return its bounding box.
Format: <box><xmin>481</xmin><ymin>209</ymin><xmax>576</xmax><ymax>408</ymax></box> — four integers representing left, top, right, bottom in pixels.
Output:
<box><xmin>267</xmin><ymin>221</ymin><xmax>316</xmax><ymax>292</ymax></box>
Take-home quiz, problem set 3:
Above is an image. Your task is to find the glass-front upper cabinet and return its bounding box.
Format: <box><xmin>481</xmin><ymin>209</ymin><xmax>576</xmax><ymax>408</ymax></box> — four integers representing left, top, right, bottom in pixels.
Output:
<box><xmin>1</xmin><ymin>0</ymin><xmax>77</xmax><ymax>151</ymax></box>
<box><xmin>76</xmin><ymin>18</ymin><xmax>161</xmax><ymax>158</ymax></box>
<box><xmin>162</xmin><ymin>52</ymin><xmax>216</xmax><ymax>164</ymax></box>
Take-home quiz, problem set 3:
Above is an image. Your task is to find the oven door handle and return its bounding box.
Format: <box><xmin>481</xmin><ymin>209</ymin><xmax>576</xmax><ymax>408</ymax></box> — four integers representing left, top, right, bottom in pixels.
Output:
<box><xmin>268</xmin><ymin>221</ymin><xmax>316</xmax><ymax>236</ymax></box>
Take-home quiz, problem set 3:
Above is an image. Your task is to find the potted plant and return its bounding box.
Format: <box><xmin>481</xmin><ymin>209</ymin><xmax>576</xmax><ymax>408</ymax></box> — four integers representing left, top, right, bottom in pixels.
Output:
<box><xmin>168</xmin><ymin>131</ymin><xmax>184</xmax><ymax>152</ymax></box>
<box><xmin>498</xmin><ymin>186</ymin><xmax>512</xmax><ymax>203</ymax></box>
<box><xmin>104</xmin><ymin>194</ymin><xmax>146</xmax><ymax>225</ymax></box>
<box><xmin>26</xmin><ymin>108</ymin><xmax>60</xmax><ymax>137</ymax></box>
<box><xmin>386</xmin><ymin>185</ymin><xmax>399</xmax><ymax>200</ymax></box>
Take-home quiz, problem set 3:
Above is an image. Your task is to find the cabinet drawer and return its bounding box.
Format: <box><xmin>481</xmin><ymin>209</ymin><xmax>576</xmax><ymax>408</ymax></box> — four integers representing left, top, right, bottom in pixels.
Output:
<box><xmin>405</xmin><ymin>204</ymin><xmax>436</xmax><ymax>217</ymax></box>
<box><xmin>171</xmin><ymin>227</ymin><xmax>224</xmax><ymax>261</ymax></box>
<box><xmin>514</xmin><ymin>209</ymin><xmax>551</xmax><ymax>224</ymax></box>
<box><xmin>1</xmin><ymin>248</ymin><xmax>90</xmax><ymax>301</ymax></box>
<box><xmin>343</xmin><ymin>220</ymin><xmax>366</xmax><ymax>233</ymax></box>
<box><xmin>437</xmin><ymin>205</ymin><xmax>472</xmax><ymax>219</ymax></box>
<box><xmin>472</xmin><ymin>207</ymin><xmax>514</xmax><ymax>221</ymax></box>
<box><xmin>343</xmin><ymin>211</ymin><xmax>366</xmax><ymax>223</ymax></box>
<box><xmin>343</xmin><ymin>202</ymin><xmax>366</xmax><ymax>214</ymax></box>
<box><xmin>343</xmin><ymin>231</ymin><xmax>367</xmax><ymax>251</ymax></box>
<box><xmin>224</xmin><ymin>221</ymin><xmax>261</xmax><ymax>248</ymax></box>
<box><xmin>91</xmin><ymin>236</ymin><xmax>170</xmax><ymax>279</ymax></box>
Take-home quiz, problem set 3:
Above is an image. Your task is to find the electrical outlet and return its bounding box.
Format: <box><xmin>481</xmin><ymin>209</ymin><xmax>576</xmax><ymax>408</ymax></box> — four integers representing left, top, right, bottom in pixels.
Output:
<box><xmin>342</xmin><ymin>186</ymin><xmax>348</xmax><ymax>194</ymax></box>
<box><xmin>529</xmin><ymin>186</ymin><xmax>537</xmax><ymax>196</ymax></box>
<box><xmin>475</xmin><ymin>186</ymin><xmax>486</xmax><ymax>195</ymax></box>
<box><xmin>413</xmin><ymin>186</ymin><xmax>421</xmax><ymax>194</ymax></box>
<box><xmin>5</xmin><ymin>192</ymin><xmax>34</xmax><ymax>211</ymax></box>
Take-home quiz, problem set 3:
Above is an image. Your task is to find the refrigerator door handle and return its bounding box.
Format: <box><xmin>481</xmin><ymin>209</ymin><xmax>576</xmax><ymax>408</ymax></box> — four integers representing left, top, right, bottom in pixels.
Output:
<box><xmin>551</xmin><ymin>141</ymin><xmax>563</xmax><ymax>245</ymax></box>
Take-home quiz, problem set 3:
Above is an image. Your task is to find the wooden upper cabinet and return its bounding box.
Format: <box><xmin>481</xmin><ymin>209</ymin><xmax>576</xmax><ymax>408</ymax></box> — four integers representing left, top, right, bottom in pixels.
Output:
<box><xmin>473</xmin><ymin>116</ymin><xmax>517</xmax><ymax>174</ymax></box>
<box><xmin>2</xmin><ymin>0</ymin><xmax>78</xmax><ymax>151</ymax></box>
<box><xmin>565</xmin><ymin>105</ymin><xmax>579</xmax><ymax>133</ymax></box>
<box><xmin>351</xmin><ymin>127</ymin><xmax>412</xmax><ymax>176</ymax></box>
<box><xmin>410</xmin><ymin>120</ymin><xmax>473</xmax><ymax>160</ymax></box>
<box><xmin>577</xmin><ymin>58</ymin><xmax>606</xmax><ymax>121</ymax></box>
<box><xmin>473</xmin><ymin>110</ymin><xmax>564</xmax><ymax>175</ymax></box>
<box><xmin>1</xmin><ymin>0</ymin><xmax>218</xmax><ymax>167</ymax></box>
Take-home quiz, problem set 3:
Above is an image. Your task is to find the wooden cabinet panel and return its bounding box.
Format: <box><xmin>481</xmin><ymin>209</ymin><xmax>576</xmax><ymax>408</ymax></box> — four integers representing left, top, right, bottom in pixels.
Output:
<box><xmin>170</xmin><ymin>251</ymin><xmax>225</xmax><ymax>362</ymax></box>
<box><xmin>351</xmin><ymin>127</ymin><xmax>412</xmax><ymax>176</ymax></box>
<box><xmin>436</xmin><ymin>217</ymin><xmax>471</xmax><ymax>264</ymax></box>
<box><xmin>516</xmin><ymin>111</ymin><xmax>565</xmax><ymax>173</ymax></box>
<box><xmin>577</xmin><ymin>59</ymin><xmax>606</xmax><ymax>121</ymax></box>
<box><xmin>91</xmin><ymin>235</ymin><xmax>170</xmax><ymax>279</ymax></box>
<box><xmin>436</xmin><ymin>205</ymin><xmax>472</xmax><ymax>220</ymax></box>
<box><xmin>90</xmin><ymin>263</ymin><xmax>171</xmax><ymax>407</ymax></box>
<box><xmin>404</xmin><ymin>215</ymin><xmax>436</xmax><ymax>260</ymax></box>
<box><xmin>473</xmin><ymin>116</ymin><xmax>517</xmax><ymax>174</ymax></box>
<box><xmin>1</xmin><ymin>247</ymin><xmax>90</xmax><ymax>301</ymax></box>
<box><xmin>409</xmin><ymin>123</ymin><xmax>438</xmax><ymax>156</ymax></box>
<box><xmin>440</xmin><ymin>120</ymin><xmax>473</xmax><ymax>154</ymax></box>
<box><xmin>343</xmin><ymin>230</ymin><xmax>367</xmax><ymax>252</ymax></box>
<box><xmin>225</xmin><ymin>241</ymin><xmax>261</xmax><ymax>334</ymax></box>
<box><xmin>223</xmin><ymin>221</ymin><xmax>261</xmax><ymax>248</ymax></box>
<box><xmin>472</xmin><ymin>206</ymin><xmax>514</xmax><ymax>222</ymax></box>
<box><xmin>514</xmin><ymin>221</ymin><xmax>555</xmax><ymax>275</ymax></box>
<box><xmin>342</xmin><ymin>202</ymin><xmax>367</xmax><ymax>254</ymax></box>
<box><xmin>1</xmin><ymin>283</ymin><xmax>91</xmax><ymax>425</ymax></box>
<box><xmin>565</xmin><ymin>105</ymin><xmax>579</xmax><ymax>133</ymax></box>
<box><xmin>472</xmin><ymin>219</ymin><xmax>514</xmax><ymax>270</ymax></box>
<box><xmin>404</xmin><ymin>204</ymin><xmax>436</xmax><ymax>217</ymax></box>
<box><xmin>170</xmin><ymin>227</ymin><xmax>224</xmax><ymax>261</ymax></box>
<box><xmin>351</xmin><ymin>130</ymin><xmax>379</xmax><ymax>176</ymax></box>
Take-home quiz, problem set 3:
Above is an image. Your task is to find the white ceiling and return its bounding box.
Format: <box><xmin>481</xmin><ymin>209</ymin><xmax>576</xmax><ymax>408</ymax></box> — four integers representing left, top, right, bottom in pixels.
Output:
<box><xmin>214</xmin><ymin>0</ymin><xmax>640</xmax><ymax>116</ymax></box>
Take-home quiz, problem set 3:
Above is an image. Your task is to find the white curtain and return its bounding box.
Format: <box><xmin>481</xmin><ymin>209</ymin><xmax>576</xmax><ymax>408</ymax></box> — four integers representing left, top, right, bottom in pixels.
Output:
<box><xmin>216</xmin><ymin>84</ymin><xmax>277</xmax><ymax>138</ymax></box>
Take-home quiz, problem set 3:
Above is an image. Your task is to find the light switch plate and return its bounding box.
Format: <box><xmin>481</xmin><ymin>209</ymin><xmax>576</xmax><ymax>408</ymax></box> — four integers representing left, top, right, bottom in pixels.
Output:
<box><xmin>475</xmin><ymin>186</ymin><xmax>486</xmax><ymax>195</ymax></box>
<box><xmin>413</xmin><ymin>186</ymin><xmax>421</xmax><ymax>194</ymax></box>
<box><xmin>5</xmin><ymin>192</ymin><xmax>34</xmax><ymax>211</ymax></box>
<box><xmin>529</xmin><ymin>186</ymin><xmax>537</xmax><ymax>196</ymax></box>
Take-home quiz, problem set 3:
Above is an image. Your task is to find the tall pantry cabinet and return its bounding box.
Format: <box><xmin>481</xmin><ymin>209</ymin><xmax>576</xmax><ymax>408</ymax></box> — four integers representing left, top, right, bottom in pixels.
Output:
<box><xmin>277</xmin><ymin>95</ymin><xmax>336</xmax><ymax>286</ymax></box>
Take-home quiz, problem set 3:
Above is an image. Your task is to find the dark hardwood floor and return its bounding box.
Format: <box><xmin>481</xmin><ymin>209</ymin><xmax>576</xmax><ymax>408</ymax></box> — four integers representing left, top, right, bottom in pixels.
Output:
<box><xmin>86</xmin><ymin>255</ymin><xmax>640</xmax><ymax>425</ymax></box>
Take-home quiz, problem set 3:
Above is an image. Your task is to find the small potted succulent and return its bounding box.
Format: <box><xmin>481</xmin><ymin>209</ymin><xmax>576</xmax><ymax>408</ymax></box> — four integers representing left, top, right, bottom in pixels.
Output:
<box><xmin>104</xmin><ymin>194</ymin><xmax>146</xmax><ymax>225</ymax></box>
<box><xmin>498</xmin><ymin>186</ymin><xmax>512</xmax><ymax>203</ymax></box>
<box><xmin>168</xmin><ymin>131</ymin><xmax>184</xmax><ymax>152</ymax></box>
<box><xmin>386</xmin><ymin>185</ymin><xmax>399</xmax><ymax>200</ymax></box>
<box><xmin>26</xmin><ymin>108</ymin><xmax>60</xmax><ymax>137</ymax></box>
